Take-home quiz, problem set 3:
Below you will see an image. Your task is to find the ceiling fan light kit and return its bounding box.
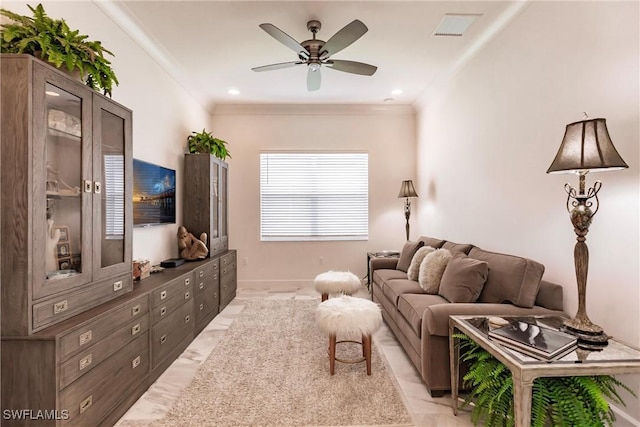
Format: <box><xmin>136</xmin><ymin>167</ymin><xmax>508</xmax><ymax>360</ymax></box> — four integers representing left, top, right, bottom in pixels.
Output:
<box><xmin>252</xmin><ymin>19</ymin><xmax>377</xmax><ymax>91</ymax></box>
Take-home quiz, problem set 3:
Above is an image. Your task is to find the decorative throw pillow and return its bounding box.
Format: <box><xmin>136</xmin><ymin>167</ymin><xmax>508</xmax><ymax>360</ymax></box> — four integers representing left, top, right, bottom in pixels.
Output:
<box><xmin>396</xmin><ymin>240</ymin><xmax>424</xmax><ymax>273</ymax></box>
<box><xmin>438</xmin><ymin>254</ymin><xmax>489</xmax><ymax>303</ymax></box>
<box><xmin>407</xmin><ymin>246</ymin><xmax>435</xmax><ymax>281</ymax></box>
<box><xmin>418</xmin><ymin>248</ymin><xmax>452</xmax><ymax>293</ymax></box>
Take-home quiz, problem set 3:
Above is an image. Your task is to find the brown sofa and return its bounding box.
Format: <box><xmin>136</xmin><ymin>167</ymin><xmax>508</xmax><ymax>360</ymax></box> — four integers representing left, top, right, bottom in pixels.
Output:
<box><xmin>371</xmin><ymin>236</ymin><xmax>565</xmax><ymax>397</ymax></box>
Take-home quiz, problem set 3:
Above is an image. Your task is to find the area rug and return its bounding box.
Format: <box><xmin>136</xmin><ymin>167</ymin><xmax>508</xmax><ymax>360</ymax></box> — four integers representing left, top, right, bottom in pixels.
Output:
<box><xmin>153</xmin><ymin>299</ymin><xmax>413</xmax><ymax>426</ymax></box>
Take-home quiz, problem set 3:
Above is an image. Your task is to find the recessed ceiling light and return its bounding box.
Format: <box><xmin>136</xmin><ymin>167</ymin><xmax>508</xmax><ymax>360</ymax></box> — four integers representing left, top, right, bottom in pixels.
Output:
<box><xmin>45</xmin><ymin>90</ymin><xmax>60</xmax><ymax>97</ymax></box>
<box><xmin>391</xmin><ymin>89</ymin><xmax>402</xmax><ymax>95</ymax></box>
<box><xmin>227</xmin><ymin>88</ymin><xmax>240</xmax><ymax>95</ymax></box>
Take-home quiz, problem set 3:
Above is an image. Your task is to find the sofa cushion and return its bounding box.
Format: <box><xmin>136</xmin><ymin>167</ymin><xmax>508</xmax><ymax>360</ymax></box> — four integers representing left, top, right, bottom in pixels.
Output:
<box><xmin>382</xmin><ymin>279</ymin><xmax>427</xmax><ymax>306</ymax></box>
<box><xmin>407</xmin><ymin>246</ymin><xmax>436</xmax><ymax>281</ymax></box>
<box><xmin>373</xmin><ymin>269</ymin><xmax>407</xmax><ymax>285</ymax></box>
<box><xmin>442</xmin><ymin>241</ymin><xmax>474</xmax><ymax>255</ymax></box>
<box><xmin>418</xmin><ymin>249</ymin><xmax>452</xmax><ymax>293</ymax></box>
<box><xmin>438</xmin><ymin>254</ymin><xmax>489</xmax><ymax>303</ymax></box>
<box><xmin>418</xmin><ymin>236</ymin><xmax>446</xmax><ymax>249</ymax></box>
<box><xmin>397</xmin><ymin>293</ymin><xmax>449</xmax><ymax>338</ymax></box>
<box><xmin>470</xmin><ymin>247</ymin><xmax>545</xmax><ymax>308</ymax></box>
<box><xmin>397</xmin><ymin>240</ymin><xmax>424</xmax><ymax>272</ymax></box>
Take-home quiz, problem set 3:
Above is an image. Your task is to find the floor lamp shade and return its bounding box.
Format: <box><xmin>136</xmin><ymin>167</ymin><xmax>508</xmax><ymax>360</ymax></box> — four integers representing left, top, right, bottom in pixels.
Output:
<box><xmin>398</xmin><ymin>180</ymin><xmax>418</xmax><ymax>241</ymax></box>
<box><xmin>547</xmin><ymin>117</ymin><xmax>628</xmax><ymax>346</ymax></box>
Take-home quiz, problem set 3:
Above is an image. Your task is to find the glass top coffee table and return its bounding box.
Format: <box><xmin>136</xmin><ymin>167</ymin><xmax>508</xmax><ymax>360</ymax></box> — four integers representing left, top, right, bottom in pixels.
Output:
<box><xmin>449</xmin><ymin>315</ymin><xmax>640</xmax><ymax>427</ymax></box>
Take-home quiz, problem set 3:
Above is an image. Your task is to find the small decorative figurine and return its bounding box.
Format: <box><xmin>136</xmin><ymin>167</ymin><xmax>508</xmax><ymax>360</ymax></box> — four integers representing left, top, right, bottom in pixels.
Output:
<box><xmin>46</xmin><ymin>219</ymin><xmax>61</xmax><ymax>272</ymax></box>
<box><xmin>177</xmin><ymin>225</ymin><xmax>208</xmax><ymax>260</ymax></box>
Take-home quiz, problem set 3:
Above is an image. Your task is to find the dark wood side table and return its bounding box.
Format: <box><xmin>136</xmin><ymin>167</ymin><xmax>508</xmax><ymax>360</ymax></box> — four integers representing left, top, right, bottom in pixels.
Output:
<box><xmin>366</xmin><ymin>251</ymin><xmax>400</xmax><ymax>291</ymax></box>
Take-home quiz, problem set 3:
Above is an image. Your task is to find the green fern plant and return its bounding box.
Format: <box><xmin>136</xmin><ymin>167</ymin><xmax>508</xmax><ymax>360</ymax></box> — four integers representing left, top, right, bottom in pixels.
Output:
<box><xmin>0</xmin><ymin>4</ymin><xmax>118</xmax><ymax>96</ymax></box>
<box><xmin>455</xmin><ymin>333</ymin><xmax>635</xmax><ymax>427</ymax></box>
<box><xmin>187</xmin><ymin>129</ymin><xmax>231</xmax><ymax>160</ymax></box>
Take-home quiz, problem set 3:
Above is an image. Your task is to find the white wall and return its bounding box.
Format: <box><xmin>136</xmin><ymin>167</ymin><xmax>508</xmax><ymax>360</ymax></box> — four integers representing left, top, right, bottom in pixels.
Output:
<box><xmin>4</xmin><ymin>1</ymin><xmax>211</xmax><ymax>265</ymax></box>
<box><xmin>415</xmin><ymin>1</ymin><xmax>639</xmax><ymax>423</ymax></box>
<box><xmin>212</xmin><ymin>105</ymin><xmax>415</xmax><ymax>286</ymax></box>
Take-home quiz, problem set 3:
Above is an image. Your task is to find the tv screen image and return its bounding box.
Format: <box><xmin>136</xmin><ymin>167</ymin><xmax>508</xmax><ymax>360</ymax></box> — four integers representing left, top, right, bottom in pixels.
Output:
<box><xmin>133</xmin><ymin>159</ymin><xmax>176</xmax><ymax>226</ymax></box>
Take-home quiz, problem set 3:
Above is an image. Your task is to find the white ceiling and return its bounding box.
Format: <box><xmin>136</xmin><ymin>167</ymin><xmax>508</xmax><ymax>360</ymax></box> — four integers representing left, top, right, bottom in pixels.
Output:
<box><xmin>101</xmin><ymin>1</ymin><xmax>529</xmax><ymax>111</ymax></box>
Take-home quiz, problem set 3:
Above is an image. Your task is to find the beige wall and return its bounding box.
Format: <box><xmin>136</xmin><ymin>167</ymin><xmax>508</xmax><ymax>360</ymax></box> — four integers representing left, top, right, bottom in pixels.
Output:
<box><xmin>212</xmin><ymin>105</ymin><xmax>415</xmax><ymax>286</ymax></box>
<box><xmin>4</xmin><ymin>1</ymin><xmax>211</xmax><ymax>264</ymax></box>
<box><xmin>415</xmin><ymin>1</ymin><xmax>639</xmax><ymax>422</ymax></box>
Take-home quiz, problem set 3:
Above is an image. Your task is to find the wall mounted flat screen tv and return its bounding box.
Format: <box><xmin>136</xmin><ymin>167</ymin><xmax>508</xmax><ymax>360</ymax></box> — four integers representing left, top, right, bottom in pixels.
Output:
<box><xmin>133</xmin><ymin>158</ymin><xmax>176</xmax><ymax>226</ymax></box>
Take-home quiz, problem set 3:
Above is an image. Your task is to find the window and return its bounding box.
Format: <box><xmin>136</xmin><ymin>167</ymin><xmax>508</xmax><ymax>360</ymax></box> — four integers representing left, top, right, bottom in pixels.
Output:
<box><xmin>103</xmin><ymin>154</ymin><xmax>124</xmax><ymax>238</ymax></box>
<box><xmin>260</xmin><ymin>152</ymin><xmax>368</xmax><ymax>241</ymax></box>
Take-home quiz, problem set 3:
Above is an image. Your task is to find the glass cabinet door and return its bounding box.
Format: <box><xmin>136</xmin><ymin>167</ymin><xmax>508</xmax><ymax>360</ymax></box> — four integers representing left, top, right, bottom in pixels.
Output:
<box><xmin>210</xmin><ymin>159</ymin><xmax>220</xmax><ymax>240</ymax></box>
<box><xmin>32</xmin><ymin>71</ymin><xmax>93</xmax><ymax>299</ymax></box>
<box><xmin>219</xmin><ymin>162</ymin><xmax>228</xmax><ymax>246</ymax></box>
<box><xmin>92</xmin><ymin>97</ymin><xmax>132</xmax><ymax>281</ymax></box>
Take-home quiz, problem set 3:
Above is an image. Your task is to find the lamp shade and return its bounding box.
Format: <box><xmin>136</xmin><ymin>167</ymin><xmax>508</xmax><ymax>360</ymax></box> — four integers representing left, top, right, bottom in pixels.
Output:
<box><xmin>398</xmin><ymin>180</ymin><xmax>418</xmax><ymax>198</ymax></box>
<box><xmin>547</xmin><ymin>118</ymin><xmax>628</xmax><ymax>174</ymax></box>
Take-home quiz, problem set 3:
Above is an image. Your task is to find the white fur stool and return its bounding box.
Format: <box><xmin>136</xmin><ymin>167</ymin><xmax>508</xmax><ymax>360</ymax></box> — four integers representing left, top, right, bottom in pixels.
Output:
<box><xmin>316</xmin><ymin>295</ymin><xmax>382</xmax><ymax>375</ymax></box>
<box><xmin>314</xmin><ymin>270</ymin><xmax>361</xmax><ymax>302</ymax></box>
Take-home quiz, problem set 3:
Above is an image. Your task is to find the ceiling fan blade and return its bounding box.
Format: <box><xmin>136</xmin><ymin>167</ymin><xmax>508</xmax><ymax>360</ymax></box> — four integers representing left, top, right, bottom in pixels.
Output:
<box><xmin>320</xmin><ymin>19</ymin><xmax>368</xmax><ymax>58</ymax></box>
<box><xmin>325</xmin><ymin>60</ymin><xmax>377</xmax><ymax>76</ymax></box>
<box><xmin>259</xmin><ymin>23</ymin><xmax>309</xmax><ymax>59</ymax></box>
<box><xmin>307</xmin><ymin>68</ymin><xmax>321</xmax><ymax>91</ymax></box>
<box><xmin>252</xmin><ymin>61</ymin><xmax>304</xmax><ymax>72</ymax></box>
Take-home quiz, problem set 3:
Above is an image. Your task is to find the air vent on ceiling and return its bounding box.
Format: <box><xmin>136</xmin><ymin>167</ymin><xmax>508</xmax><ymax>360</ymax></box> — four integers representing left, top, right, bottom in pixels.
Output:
<box><xmin>433</xmin><ymin>14</ymin><xmax>481</xmax><ymax>37</ymax></box>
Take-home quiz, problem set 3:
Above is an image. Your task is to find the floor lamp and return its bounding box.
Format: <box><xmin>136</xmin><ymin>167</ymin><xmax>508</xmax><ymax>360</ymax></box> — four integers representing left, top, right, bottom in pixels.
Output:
<box><xmin>547</xmin><ymin>116</ymin><xmax>628</xmax><ymax>346</ymax></box>
<box><xmin>398</xmin><ymin>180</ymin><xmax>418</xmax><ymax>241</ymax></box>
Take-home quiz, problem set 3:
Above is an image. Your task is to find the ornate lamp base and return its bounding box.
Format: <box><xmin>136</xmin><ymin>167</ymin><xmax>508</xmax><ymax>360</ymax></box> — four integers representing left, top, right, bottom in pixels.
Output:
<box><xmin>564</xmin><ymin>316</ymin><xmax>609</xmax><ymax>346</ymax></box>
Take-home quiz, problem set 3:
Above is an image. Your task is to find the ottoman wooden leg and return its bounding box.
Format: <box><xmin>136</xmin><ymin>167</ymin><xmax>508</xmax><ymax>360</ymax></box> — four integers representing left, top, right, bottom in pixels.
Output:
<box><xmin>321</xmin><ymin>293</ymin><xmax>328</xmax><ymax>302</ymax></box>
<box><xmin>329</xmin><ymin>334</ymin><xmax>336</xmax><ymax>375</ymax></box>
<box><xmin>363</xmin><ymin>334</ymin><xmax>372</xmax><ymax>375</ymax></box>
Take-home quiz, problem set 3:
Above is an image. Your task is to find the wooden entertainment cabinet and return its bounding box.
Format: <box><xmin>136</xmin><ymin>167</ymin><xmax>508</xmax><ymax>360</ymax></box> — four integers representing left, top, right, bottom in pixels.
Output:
<box><xmin>0</xmin><ymin>55</ymin><xmax>237</xmax><ymax>426</ymax></box>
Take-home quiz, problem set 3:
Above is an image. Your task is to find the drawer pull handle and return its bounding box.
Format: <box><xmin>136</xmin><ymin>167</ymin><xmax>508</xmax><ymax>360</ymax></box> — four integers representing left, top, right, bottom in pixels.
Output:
<box><xmin>214</xmin><ymin>293</ymin><xmax>217</xmax><ymax>298</ymax></box>
<box><xmin>132</xmin><ymin>304</ymin><xmax>141</xmax><ymax>316</ymax></box>
<box><xmin>160</xmin><ymin>334</ymin><xmax>167</xmax><ymax>344</ymax></box>
<box><xmin>160</xmin><ymin>306</ymin><xmax>167</xmax><ymax>316</ymax></box>
<box><xmin>132</xmin><ymin>355</ymin><xmax>141</xmax><ymax>369</ymax></box>
<box><xmin>79</xmin><ymin>354</ymin><xmax>92</xmax><ymax>371</ymax></box>
<box><xmin>84</xmin><ymin>180</ymin><xmax>92</xmax><ymax>193</ymax></box>
<box><xmin>80</xmin><ymin>395</ymin><xmax>92</xmax><ymax>413</ymax></box>
<box><xmin>184</xmin><ymin>278</ymin><xmax>190</xmax><ymax>286</ymax></box>
<box><xmin>94</xmin><ymin>181</ymin><xmax>101</xmax><ymax>194</ymax></box>
<box><xmin>223</xmin><ymin>269</ymin><xmax>227</xmax><ymax>274</ymax></box>
<box><xmin>185</xmin><ymin>315</ymin><xmax>190</xmax><ymax>323</ymax></box>
<box><xmin>213</xmin><ymin>273</ymin><xmax>218</xmax><ymax>280</ymax></box>
<box><xmin>223</xmin><ymin>285</ymin><xmax>227</xmax><ymax>291</ymax></box>
<box><xmin>53</xmin><ymin>300</ymin><xmax>68</xmax><ymax>314</ymax></box>
<box><xmin>160</xmin><ymin>290</ymin><xmax>167</xmax><ymax>300</ymax></box>
<box><xmin>113</xmin><ymin>280</ymin><xmax>123</xmax><ymax>291</ymax></box>
<box><xmin>199</xmin><ymin>282</ymin><xmax>204</xmax><ymax>290</ymax></box>
<box><xmin>184</xmin><ymin>291</ymin><xmax>190</xmax><ymax>300</ymax></box>
<box><xmin>132</xmin><ymin>323</ymin><xmax>141</xmax><ymax>335</ymax></box>
<box><xmin>199</xmin><ymin>271</ymin><xmax>204</xmax><ymax>278</ymax></box>
<box><xmin>199</xmin><ymin>303</ymin><xmax>204</xmax><ymax>311</ymax></box>
<box><xmin>79</xmin><ymin>330</ymin><xmax>92</xmax><ymax>346</ymax></box>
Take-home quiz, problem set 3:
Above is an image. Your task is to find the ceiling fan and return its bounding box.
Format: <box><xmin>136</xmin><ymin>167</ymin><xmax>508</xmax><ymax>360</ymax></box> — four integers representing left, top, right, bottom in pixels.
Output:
<box><xmin>252</xmin><ymin>19</ymin><xmax>377</xmax><ymax>91</ymax></box>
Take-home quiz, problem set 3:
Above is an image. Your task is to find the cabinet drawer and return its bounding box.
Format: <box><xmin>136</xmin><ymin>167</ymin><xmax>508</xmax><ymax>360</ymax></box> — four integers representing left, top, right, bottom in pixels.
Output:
<box><xmin>60</xmin><ymin>332</ymin><xmax>149</xmax><ymax>427</ymax></box>
<box><xmin>151</xmin><ymin>272</ymin><xmax>192</xmax><ymax>307</ymax></box>
<box><xmin>194</xmin><ymin>270</ymin><xmax>218</xmax><ymax>295</ymax></box>
<box><xmin>220</xmin><ymin>273</ymin><xmax>237</xmax><ymax>301</ymax></box>
<box><xmin>194</xmin><ymin>259</ymin><xmax>217</xmax><ymax>281</ymax></box>
<box><xmin>33</xmin><ymin>274</ymin><xmax>133</xmax><ymax>331</ymax></box>
<box><xmin>151</xmin><ymin>284</ymin><xmax>193</xmax><ymax>324</ymax></box>
<box><xmin>195</xmin><ymin>285</ymin><xmax>219</xmax><ymax>325</ymax></box>
<box><xmin>59</xmin><ymin>314</ymin><xmax>149</xmax><ymax>390</ymax></box>
<box><xmin>58</xmin><ymin>294</ymin><xmax>148</xmax><ymax>362</ymax></box>
<box><xmin>152</xmin><ymin>299</ymin><xmax>194</xmax><ymax>368</ymax></box>
<box><xmin>220</xmin><ymin>252</ymin><xmax>235</xmax><ymax>268</ymax></box>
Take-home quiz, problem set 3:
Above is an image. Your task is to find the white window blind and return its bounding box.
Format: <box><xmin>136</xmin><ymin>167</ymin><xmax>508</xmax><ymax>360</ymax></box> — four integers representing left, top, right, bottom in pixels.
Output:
<box><xmin>104</xmin><ymin>154</ymin><xmax>124</xmax><ymax>238</ymax></box>
<box><xmin>260</xmin><ymin>152</ymin><xmax>368</xmax><ymax>241</ymax></box>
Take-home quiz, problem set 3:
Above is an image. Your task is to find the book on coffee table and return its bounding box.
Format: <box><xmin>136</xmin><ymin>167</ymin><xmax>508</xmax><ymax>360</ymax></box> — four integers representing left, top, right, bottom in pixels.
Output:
<box><xmin>488</xmin><ymin>320</ymin><xmax>577</xmax><ymax>361</ymax></box>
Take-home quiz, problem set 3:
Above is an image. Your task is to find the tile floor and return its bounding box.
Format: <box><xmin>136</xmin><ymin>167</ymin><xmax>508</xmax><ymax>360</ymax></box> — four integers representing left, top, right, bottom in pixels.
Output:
<box><xmin>115</xmin><ymin>285</ymin><xmax>474</xmax><ymax>427</ymax></box>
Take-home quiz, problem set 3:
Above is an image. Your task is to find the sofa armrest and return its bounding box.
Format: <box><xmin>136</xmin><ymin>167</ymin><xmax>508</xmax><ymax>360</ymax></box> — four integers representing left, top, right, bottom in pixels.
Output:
<box><xmin>534</xmin><ymin>280</ymin><xmax>564</xmax><ymax>311</ymax></box>
<box><xmin>422</xmin><ymin>303</ymin><xmax>567</xmax><ymax>337</ymax></box>
<box><xmin>370</xmin><ymin>257</ymin><xmax>399</xmax><ymax>272</ymax></box>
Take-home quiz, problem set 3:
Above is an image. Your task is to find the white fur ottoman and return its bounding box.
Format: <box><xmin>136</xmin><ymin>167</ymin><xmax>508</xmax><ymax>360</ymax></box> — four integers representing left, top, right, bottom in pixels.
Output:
<box><xmin>316</xmin><ymin>295</ymin><xmax>382</xmax><ymax>375</ymax></box>
<box><xmin>314</xmin><ymin>270</ymin><xmax>361</xmax><ymax>301</ymax></box>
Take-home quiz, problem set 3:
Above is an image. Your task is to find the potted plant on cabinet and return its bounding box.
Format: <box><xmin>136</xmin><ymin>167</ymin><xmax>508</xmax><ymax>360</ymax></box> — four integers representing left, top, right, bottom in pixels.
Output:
<box><xmin>187</xmin><ymin>129</ymin><xmax>231</xmax><ymax>161</ymax></box>
<box><xmin>0</xmin><ymin>3</ymin><xmax>119</xmax><ymax>97</ymax></box>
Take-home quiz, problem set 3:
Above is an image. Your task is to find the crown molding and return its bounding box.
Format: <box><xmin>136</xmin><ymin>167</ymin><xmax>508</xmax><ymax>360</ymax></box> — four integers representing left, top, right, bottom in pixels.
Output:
<box><xmin>212</xmin><ymin>104</ymin><xmax>415</xmax><ymax>116</ymax></box>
